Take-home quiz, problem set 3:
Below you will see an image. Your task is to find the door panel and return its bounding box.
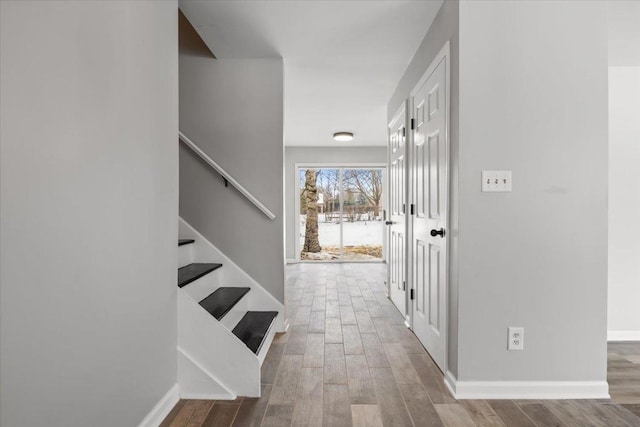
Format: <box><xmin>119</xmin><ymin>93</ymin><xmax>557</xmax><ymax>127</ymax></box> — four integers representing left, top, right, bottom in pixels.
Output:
<box><xmin>411</xmin><ymin>55</ymin><xmax>448</xmax><ymax>372</ymax></box>
<box><xmin>388</xmin><ymin>105</ymin><xmax>407</xmax><ymax>315</ymax></box>
<box><xmin>429</xmin><ymin>244</ymin><xmax>440</xmax><ymax>329</ymax></box>
<box><xmin>415</xmin><ymin>239</ymin><xmax>426</xmax><ymax>315</ymax></box>
<box><xmin>342</xmin><ymin>168</ymin><xmax>384</xmax><ymax>260</ymax></box>
<box><xmin>299</xmin><ymin>168</ymin><xmax>341</xmax><ymax>260</ymax></box>
<box><xmin>428</xmin><ymin>131</ymin><xmax>441</xmax><ymax>219</ymax></box>
<box><xmin>415</xmin><ymin>137</ymin><xmax>427</xmax><ymax>218</ymax></box>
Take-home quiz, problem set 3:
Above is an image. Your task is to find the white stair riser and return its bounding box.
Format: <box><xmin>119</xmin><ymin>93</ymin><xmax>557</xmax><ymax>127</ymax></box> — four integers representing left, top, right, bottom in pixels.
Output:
<box><xmin>181</xmin><ymin>271</ymin><xmax>255</xmax><ymax>306</ymax></box>
<box><xmin>178</xmin><ymin>244</ymin><xmax>194</xmax><ymax>268</ymax></box>
<box><xmin>256</xmin><ymin>318</ymin><xmax>278</xmax><ymax>365</ymax></box>
<box><xmin>219</xmin><ymin>295</ymin><xmax>250</xmax><ymax>330</ymax></box>
<box><xmin>180</xmin><ymin>269</ymin><xmax>224</xmax><ymax>302</ymax></box>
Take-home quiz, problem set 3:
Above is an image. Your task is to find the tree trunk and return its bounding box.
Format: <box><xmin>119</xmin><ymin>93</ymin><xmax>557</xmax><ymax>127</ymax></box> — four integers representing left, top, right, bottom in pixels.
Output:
<box><xmin>303</xmin><ymin>170</ymin><xmax>321</xmax><ymax>253</ymax></box>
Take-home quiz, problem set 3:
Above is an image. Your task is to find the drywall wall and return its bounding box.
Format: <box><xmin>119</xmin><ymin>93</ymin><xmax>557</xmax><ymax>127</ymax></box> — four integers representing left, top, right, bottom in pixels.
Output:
<box><xmin>178</xmin><ymin>14</ymin><xmax>285</xmax><ymax>302</ymax></box>
<box><xmin>456</xmin><ymin>0</ymin><xmax>609</xmax><ymax>383</ymax></box>
<box><xmin>0</xmin><ymin>2</ymin><xmax>179</xmax><ymax>426</ymax></box>
<box><xmin>284</xmin><ymin>146</ymin><xmax>387</xmax><ymax>260</ymax></box>
<box><xmin>608</xmin><ymin>0</ymin><xmax>640</xmax><ymax>67</ymax></box>
<box><xmin>608</xmin><ymin>66</ymin><xmax>640</xmax><ymax>339</ymax></box>
<box><xmin>387</xmin><ymin>0</ymin><xmax>461</xmax><ymax>376</ymax></box>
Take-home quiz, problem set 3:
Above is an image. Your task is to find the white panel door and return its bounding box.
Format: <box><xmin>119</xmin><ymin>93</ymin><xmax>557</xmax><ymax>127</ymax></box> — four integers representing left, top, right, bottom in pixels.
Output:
<box><xmin>387</xmin><ymin>105</ymin><xmax>407</xmax><ymax>315</ymax></box>
<box><xmin>411</xmin><ymin>54</ymin><xmax>448</xmax><ymax>372</ymax></box>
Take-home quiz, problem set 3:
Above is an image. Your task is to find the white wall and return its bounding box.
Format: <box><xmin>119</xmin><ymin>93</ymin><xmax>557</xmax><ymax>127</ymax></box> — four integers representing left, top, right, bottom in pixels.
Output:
<box><xmin>457</xmin><ymin>0</ymin><xmax>609</xmax><ymax>383</ymax></box>
<box><xmin>608</xmin><ymin>1</ymin><xmax>640</xmax><ymax>67</ymax></box>
<box><xmin>0</xmin><ymin>2</ymin><xmax>179</xmax><ymax>426</ymax></box>
<box><xmin>608</xmin><ymin>66</ymin><xmax>640</xmax><ymax>339</ymax></box>
<box><xmin>284</xmin><ymin>146</ymin><xmax>387</xmax><ymax>260</ymax></box>
<box><xmin>178</xmin><ymin>14</ymin><xmax>285</xmax><ymax>302</ymax></box>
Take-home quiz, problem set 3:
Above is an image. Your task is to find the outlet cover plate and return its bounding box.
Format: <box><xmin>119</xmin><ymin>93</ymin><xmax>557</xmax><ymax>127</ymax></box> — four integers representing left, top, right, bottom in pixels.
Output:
<box><xmin>508</xmin><ymin>327</ymin><xmax>524</xmax><ymax>350</ymax></box>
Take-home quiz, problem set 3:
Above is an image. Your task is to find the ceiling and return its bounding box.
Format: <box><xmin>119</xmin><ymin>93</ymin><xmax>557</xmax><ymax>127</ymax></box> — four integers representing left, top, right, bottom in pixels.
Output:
<box><xmin>178</xmin><ymin>0</ymin><xmax>444</xmax><ymax>147</ymax></box>
<box><xmin>608</xmin><ymin>0</ymin><xmax>640</xmax><ymax>67</ymax></box>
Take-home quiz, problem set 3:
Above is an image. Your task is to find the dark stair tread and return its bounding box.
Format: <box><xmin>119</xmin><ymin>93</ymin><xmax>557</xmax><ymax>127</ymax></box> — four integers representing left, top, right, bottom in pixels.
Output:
<box><xmin>199</xmin><ymin>287</ymin><xmax>250</xmax><ymax>320</ymax></box>
<box><xmin>178</xmin><ymin>263</ymin><xmax>222</xmax><ymax>288</ymax></box>
<box><xmin>178</xmin><ymin>239</ymin><xmax>195</xmax><ymax>246</ymax></box>
<box><xmin>232</xmin><ymin>311</ymin><xmax>278</xmax><ymax>355</ymax></box>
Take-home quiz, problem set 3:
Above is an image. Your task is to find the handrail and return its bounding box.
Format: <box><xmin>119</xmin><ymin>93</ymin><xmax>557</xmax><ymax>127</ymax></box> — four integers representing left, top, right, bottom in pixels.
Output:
<box><xmin>179</xmin><ymin>131</ymin><xmax>276</xmax><ymax>221</ymax></box>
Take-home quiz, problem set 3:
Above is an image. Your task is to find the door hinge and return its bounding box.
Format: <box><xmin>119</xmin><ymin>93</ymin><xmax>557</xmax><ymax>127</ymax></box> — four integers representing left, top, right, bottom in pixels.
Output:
<box><xmin>403</xmin><ymin>281</ymin><xmax>406</xmax><ymax>291</ymax></box>
<box><xmin>402</xmin><ymin>127</ymin><xmax>406</xmax><ymax>137</ymax></box>
<box><xmin>402</xmin><ymin>203</ymin><xmax>405</xmax><ymax>214</ymax></box>
<box><xmin>410</xmin><ymin>118</ymin><xmax>415</xmax><ymax>130</ymax></box>
<box><xmin>410</xmin><ymin>204</ymin><xmax>415</xmax><ymax>215</ymax></box>
<box><xmin>410</xmin><ymin>289</ymin><xmax>414</xmax><ymax>300</ymax></box>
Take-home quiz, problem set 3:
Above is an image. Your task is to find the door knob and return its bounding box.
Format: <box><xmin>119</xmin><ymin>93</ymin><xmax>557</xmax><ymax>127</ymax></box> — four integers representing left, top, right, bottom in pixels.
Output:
<box><xmin>430</xmin><ymin>228</ymin><xmax>445</xmax><ymax>237</ymax></box>
<box><xmin>385</xmin><ymin>221</ymin><xmax>396</xmax><ymax>225</ymax></box>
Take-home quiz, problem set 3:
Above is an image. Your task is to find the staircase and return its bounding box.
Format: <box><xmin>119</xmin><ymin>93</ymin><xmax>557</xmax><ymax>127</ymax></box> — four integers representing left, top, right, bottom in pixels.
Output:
<box><xmin>177</xmin><ymin>218</ymin><xmax>285</xmax><ymax>399</ymax></box>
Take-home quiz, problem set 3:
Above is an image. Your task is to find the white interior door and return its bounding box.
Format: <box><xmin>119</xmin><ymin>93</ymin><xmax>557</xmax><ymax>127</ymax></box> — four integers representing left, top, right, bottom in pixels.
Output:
<box><xmin>410</xmin><ymin>51</ymin><xmax>448</xmax><ymax>372</ymax></box>
<box><xmin>387</xmin><ymin>105</ymin><xmax>407</xmax><ymax>315</ymax></box>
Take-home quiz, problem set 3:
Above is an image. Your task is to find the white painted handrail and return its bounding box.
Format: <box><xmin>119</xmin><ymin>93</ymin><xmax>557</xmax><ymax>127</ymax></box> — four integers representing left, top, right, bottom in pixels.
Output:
<box><xmin>179</xmin><ymin>131</ymin><xmax>276</xmax><ymax>221</ymax></box>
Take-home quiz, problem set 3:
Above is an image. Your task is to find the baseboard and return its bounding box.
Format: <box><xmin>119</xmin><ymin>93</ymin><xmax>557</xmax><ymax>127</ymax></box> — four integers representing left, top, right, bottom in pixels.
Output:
<box><xmin>281</xmin><ymin>318</ymin><xmax>291</xmax><ymax>333</ymax></box>
<box><xmin>444</xmin><ymin>371</ymin><xmax>609</xmax><ymax>400</ymax></box>
<box><xmin>608</xmin><ymin>330</ymin><xmax>640</xmax><ymax>341</ymax></box>
<box><xmin>286</xmin><ymin>258</ymin><xmax>298</xmax><ymax>264</ymax></box>
<box><xmin>180</xmin><ymin>392</ymin><xmax>238</xmax><ymax>400</ymax></box>
<box><xmin>444</xmin><ymin>370</ymin><xmax>458</xmax><ymax>398</ymax></box>
<box><xmin>138</xmin><ymin>383</ymin><xmax>179</xmax><ymax>427</ymax></box>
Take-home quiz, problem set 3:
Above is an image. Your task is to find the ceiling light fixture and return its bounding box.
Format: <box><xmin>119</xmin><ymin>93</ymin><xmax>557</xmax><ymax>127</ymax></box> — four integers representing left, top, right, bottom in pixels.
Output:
<box><xmin>333</xmin><ymin>132</ymin><xmax>354</xmax><ymax>142</ymax></box>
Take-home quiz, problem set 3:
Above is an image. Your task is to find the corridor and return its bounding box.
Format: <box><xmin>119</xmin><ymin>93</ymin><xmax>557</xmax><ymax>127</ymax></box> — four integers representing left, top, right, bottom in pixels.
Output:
<box><xmin>162</xmin><ymin>263</ymin><xmax>640</xmax><ymax>426</ymax></box>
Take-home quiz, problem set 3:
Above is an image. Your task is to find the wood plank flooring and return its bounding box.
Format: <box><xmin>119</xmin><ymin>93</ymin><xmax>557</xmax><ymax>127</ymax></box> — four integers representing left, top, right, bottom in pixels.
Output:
<box><xmin>162</xmin><ymin>263</ymin><xmax>640</xmax><ymax>427</ymax></box>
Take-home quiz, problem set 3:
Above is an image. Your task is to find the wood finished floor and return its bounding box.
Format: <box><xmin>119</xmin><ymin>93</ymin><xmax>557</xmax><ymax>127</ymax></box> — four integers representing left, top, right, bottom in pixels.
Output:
<box><xmin>162</xmin><ymin>263</ymin><xmax>640</xmax><ymax>427</ymax></box>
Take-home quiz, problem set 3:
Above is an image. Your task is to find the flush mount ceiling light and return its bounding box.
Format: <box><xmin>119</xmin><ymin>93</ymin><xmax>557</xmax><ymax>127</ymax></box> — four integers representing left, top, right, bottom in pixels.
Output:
<box><xmin>333</xmin><ymin>132</ymin><xmax>354</xmax><ymax>142</ymax></box>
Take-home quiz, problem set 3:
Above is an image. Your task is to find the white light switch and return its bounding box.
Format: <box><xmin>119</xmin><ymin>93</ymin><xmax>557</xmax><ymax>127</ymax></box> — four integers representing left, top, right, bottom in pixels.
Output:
<box><xmin>482</xmin><ymin>170</ymin><xmax>512</xmax><ymax>192</ymax></box>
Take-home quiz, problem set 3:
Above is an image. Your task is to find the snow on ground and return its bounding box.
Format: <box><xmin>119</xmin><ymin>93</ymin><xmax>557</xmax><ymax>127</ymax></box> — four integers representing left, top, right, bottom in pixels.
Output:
<box><xmin>299</xmin><ymin>214</ymin><xmax>383</xmax><ymax>247</ymax></box>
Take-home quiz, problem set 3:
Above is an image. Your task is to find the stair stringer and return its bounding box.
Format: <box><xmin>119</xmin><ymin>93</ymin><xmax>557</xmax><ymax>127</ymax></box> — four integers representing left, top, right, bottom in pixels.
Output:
<box><xmin>179</xmin><ymin>217</ymin><xmax>286</xmax><ymax>333</ymax></box>
<box><xmin>178</xmin><ymin>290</ymin><xmax>261</xmax><ymax>397</ymax></box>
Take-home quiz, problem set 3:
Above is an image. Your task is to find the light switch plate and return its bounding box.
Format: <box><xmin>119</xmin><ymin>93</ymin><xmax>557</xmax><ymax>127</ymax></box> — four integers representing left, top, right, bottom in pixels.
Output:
<box><xmin>482</xmin><ymin>170</ymin><xmax>512</xmax><ymax>192</ymax></box>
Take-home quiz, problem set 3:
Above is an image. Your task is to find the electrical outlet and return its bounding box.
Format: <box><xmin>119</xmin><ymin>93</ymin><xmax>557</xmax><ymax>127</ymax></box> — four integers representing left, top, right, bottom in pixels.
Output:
<box><xmin>508</xmin><ymin>327</ymin><xmax>524</xmax><ymax>350</ymax></box>
<box><xmin>482</xmin><ymin>170</ymin><xmax>512</xmax><ymax>192</ymax></box>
